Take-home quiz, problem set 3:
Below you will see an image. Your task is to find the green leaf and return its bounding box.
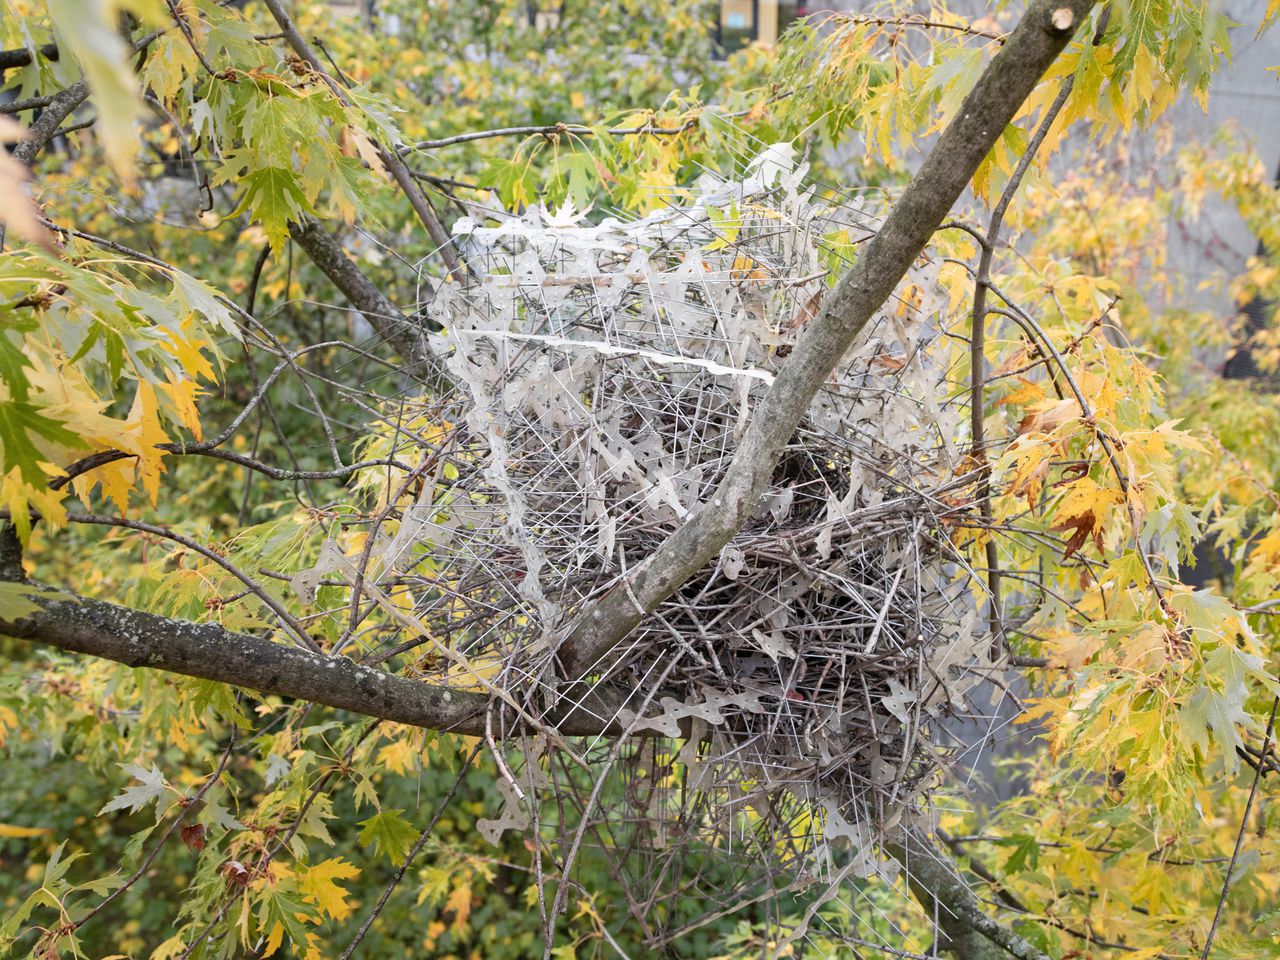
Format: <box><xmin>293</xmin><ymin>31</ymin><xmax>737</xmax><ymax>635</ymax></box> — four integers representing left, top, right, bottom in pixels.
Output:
<box><xmin>243</xmin><ymin>96</ymin><xmax>300</xmax><ymax>168</ymax></box>
<box><xmin>554</xmin><ymin>151</ymin><xmax>599</xmax><ymax>208</ymax></box>
<box><xmin>0</xmin><ymin>400</ymin><xmax>86</xmax><ymax>485</ymax></box>
<box><xmin>0</xmin><ymin>327</ymin><xmax>33</xmax><ymax>402</ymax></box>
<box><xmin>345</xmin><ymin>83</ymin><xmax>402</xmax><ymax>144</ymax></box>
<box><xmin>258</xmin><ymin>881</ymin><xmax>312</xmax><ymax>950</ymax></box>
<box><xmin>357</xmin><ymin>809</ymin><xmax>418</xmax><ymax>863</ymax></box>
<box><xmin>0</xmin><ymin>581</ymin><xmax>45</xmax><ymax>620</ymax></box>
<box><xmin>229</xmin><ymin>167</ymin><xmax>314</xmax><ymax>253</ymax></box>
<box><xmin>1180</xmin><ymin>644</ymin><xmax>1280</xmax><ymax>771</ymax></box>
<box><xmin>483</xmin><ymin>156</ymin><xmax>538</xmax><ymax>209</ymax></box>
<box><xmin>169</xmin><ymin>270</ymin><xmax>239</xmax><ymax>340</ymax></box>
<box><xmin>186</xmin><ymin>679</ymin><xmax>252</xmax><ymax>728</ymax></box>
<box><xmin>1001</xmin><ymin>834</ymin><xmax>1040</xmax><ymax>874</ymax></box>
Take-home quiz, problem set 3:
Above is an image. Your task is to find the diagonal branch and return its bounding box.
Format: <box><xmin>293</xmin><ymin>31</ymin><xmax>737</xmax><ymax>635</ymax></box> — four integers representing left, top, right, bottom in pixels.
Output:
<box><xmin>288</xmin><ymin>219</ymin><xmax>421</xmax><ymax>355</ymax></box>
<box><xmin>889</xmin><ymin>829</ymin><xmax>1051</xmax><ymax>960</ymax></box>
<box><xmin>287</xmin><ymin>219</ymin><xmax>447</xmax><ymax>387</ymax></box>
<box><xmin>556</xmin><ymin>0</ymin><xmax>1096</xmax><ymax>681</ymax></box>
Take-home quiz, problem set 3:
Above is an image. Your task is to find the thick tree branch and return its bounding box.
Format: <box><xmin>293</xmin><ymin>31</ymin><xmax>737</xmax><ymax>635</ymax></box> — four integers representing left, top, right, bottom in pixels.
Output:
<box><xmin>557</xmin><ymin>0</ymin><xmax>1096</xmax><ymax>680</ymax></box>
<box><xmin>889</xmin><ymin>829</ymin><xmax>1051</xmax><ymax>960</ymax></box>
<box><xmin>0</xmin><ymin>42</ymin><xmax>60</xmax><ymax>72</ymax></box>
<box><xmin>0</xmin><ymin>579</ymin><xmax>633</xmax><ymax>738</ymax></box>
<box><xmin>11</xmin><ymin>79</ymin><xmax>89</xmax><ymax>168</ymax></box>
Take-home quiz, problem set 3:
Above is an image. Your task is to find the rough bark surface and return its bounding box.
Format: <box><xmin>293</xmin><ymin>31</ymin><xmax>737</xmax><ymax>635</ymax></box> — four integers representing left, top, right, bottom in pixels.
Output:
<box><xmin>889</xmin><ymin>830</ymin><xmax>1050</xmax><ymax>960</ymax></box>
<box><xmin>287</xmin><ymin>220</ymin><xmax>448</xmax><ymax>387</ymax></box>
<box><xmin>0</xmin><ymin>575</ymin><xmax>631</xmax><ymax>737</ymax></box>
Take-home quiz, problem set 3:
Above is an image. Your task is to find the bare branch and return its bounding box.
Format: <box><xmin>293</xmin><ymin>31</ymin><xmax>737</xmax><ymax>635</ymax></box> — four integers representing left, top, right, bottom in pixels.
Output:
<box><xmin>287</xmin><ymin>219</ymin><xmax>447</xmax><ymax>386</ymax></box>
<box><xmin>0</xmin><ymin>579</ymin><xmax>636</xmax><ymax>738</ymax></box>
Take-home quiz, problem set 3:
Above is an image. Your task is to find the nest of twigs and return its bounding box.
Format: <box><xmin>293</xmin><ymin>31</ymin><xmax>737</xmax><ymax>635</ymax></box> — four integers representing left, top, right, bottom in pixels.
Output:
<box><xmin>363</xmin><ymin>150</ymin><xmax>995</xmax><ymax>913</ymax></box>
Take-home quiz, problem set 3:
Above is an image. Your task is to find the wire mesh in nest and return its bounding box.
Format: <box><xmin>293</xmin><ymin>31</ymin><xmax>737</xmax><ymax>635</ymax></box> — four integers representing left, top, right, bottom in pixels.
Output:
<box><xmin>354</xmin><ymin>147</ymin><xmax>997</xmax><ymax>930</ymax></box>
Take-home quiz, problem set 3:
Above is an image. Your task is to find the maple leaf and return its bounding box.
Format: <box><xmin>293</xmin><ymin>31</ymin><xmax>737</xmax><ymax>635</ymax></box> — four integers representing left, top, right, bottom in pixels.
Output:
<box><xmin>298</xmin><ymin>858</ymin><xmax>360</xmax><ymax>921</ymax></box>
<box><xmin>127</xmin><ymin>382</ymin><xmax>171</xmax><ymax>505</ymax></box>
<box><xmin>1180</xmin><ymin>644</ymin><xmax>1279</xmax><ymax>772</ymax></box>
<box><xmin>0</xmin><ymin>400</ymin><xmax>85</xmax><ymax>486</ymax></box>
<box><xmin>1053</xmin><ymin>509</ymin><xmax>1099</xmax><ymax>561</ymax></box>
<box><xmin>445</xmin><ymin>881</ymin><xmax>473</xmax><ymax>931</ymax></box>
<box><xmin>229</xmin><ymin>167</ymin><xmax>315</xmax><ymax>253</ymax></box>
<box><xmin>99</xmin><ymin>763</ymin><xmax>170</xmax><ymax>817</ymax></box>
<box><xmin>161</xmin><ymin>372</ymin><xmax>203</xmax><ymax>440</ymax></box>
<box><xmin>1001</xmin><ymin>834</ymin><xmax>1040</xmax><ymax>874</ymax></box>
<box><xmin>375</xmin><ymin>737</ymin><xmax>418</xmax><ymax>776</ymax></box>
<box><xmin>259</xmin><ymin>881</ymin><xmax>311</xmax><ymax>955</ymax></box>
<box><xmin>357</xmin><ymin>809</ymin><xmax>419</xmax><ymax>863</ymax></box>
<box><xmin>0</xmin><ymin>581</ymin><xmax>45</xmax><ymax>621</ymax></box>
<box><xmin>169</xmin><ymin>270</ymin><xmax>239</xmax><ymax>341</ymax></box>
<box><xmin>1050</xmin><ymin>477</ymin><xmax>1123</xmax><ymax>560</ymax></box>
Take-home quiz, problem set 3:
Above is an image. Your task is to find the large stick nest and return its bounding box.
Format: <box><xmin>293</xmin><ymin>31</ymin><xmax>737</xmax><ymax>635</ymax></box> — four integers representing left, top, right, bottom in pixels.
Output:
<box><xmin>349</xmin><ymin>149</ymin><xmax>997</xmax><ymax>921</ymax></box>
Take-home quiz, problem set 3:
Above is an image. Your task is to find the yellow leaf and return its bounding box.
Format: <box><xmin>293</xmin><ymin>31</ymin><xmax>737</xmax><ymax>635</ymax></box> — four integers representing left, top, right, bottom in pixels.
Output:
<box><xmin>0</xmin><ymin>822</ymin><xmax>52</xmax><ymax>838</ymax></box>
<box><xmin>298</xmin><ymin>858</ymin><xmax>360</xmax><ymax>922</ymax></box>
<box><xmin>376</xmin><ymin>738</ymin><xmax>419</xmax><ymax>776</ymax></box>
<box><xmin>1001</xmin><ymin>440</ymin><xmax>1050</xmax><ymax>504</ymax></box>
<box><xmin>1262</xmin><ymin>0</ymin><xmax>1279</xmax><ymax>33</ymax></box>
<box><xmin>129</xmin><ymin>381</ymin><xmax>170</xmax><ymax>505</ymax></box>
<box><xmin>1250</xmin><ymin>525</ymin><xmax>1280</xmax><ymax>569</ymax></box>
<box><xmin>150</xmin><ymin>936</ymin><xmax>186</xmax><ymax>957</ymax></box>
<box><xmin>161</xmin><ymin>371</ymin><xmax>203</xmax><ymax>440</ymax></box>
<box><xmin>1131</xmin><ymin>44</ymin><xmax>1158</xmax><ymax>104</ymax></box>
<box><xmin>0</xmin><ymin>704</ymin><xmax>17</xmax><ymax>746</ymax></box>
<box><xmin>445</xmin><ymin>881</ymin><xmax>472</xmax><ymax>931</ymax></box>
<box><xmin>262</xmin><ymin>921</ymin><xmax>284</xmax><ymax>958</ymax></box>
<box><xmin>998</xmin><ymin>378</ymin><xmax>1046</xmax><ymax>407</ymax></box>
<box><xmin>87</xmin><ymin>457</ymin><xmax>136</xmax><ymax>514</ymax></box>
<box><xmin>1054</xmin><ymin>476</ymin><xmax>1123</xmax><ymax>523</ymax></box>
<box><xmin>161</xmin><ymin>325</ymin><xmax>217</xmax><ymax>382</ymax></box>
<box><xmin>632</xmin><ymin>169</ymin><xmax>675</xmax><ymax>213</ymax></box>
<box><xmin>1</xmin><ymin>467</ymin><xmax>69</xmax><ymax>543</ymax></box>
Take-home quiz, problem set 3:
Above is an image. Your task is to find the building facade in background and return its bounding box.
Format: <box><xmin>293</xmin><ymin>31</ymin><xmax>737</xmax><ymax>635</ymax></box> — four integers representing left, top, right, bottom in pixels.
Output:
<box><xmin>717</xmin><ymin>0</ymin><xmax>806</xmax><ymax>51</ymax></box>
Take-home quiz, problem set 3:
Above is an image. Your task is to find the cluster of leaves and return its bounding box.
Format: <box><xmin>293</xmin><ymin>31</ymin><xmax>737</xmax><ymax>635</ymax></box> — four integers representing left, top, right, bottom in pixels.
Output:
<box><xmin>928</xmin><ymin>127</ymin><xmax>1280</xmax><ymax>958</ymax></box>
<box><xmin>0</xmin><ymin>247</ymin><xmax>235</xmax><ymax>539</ymax></box>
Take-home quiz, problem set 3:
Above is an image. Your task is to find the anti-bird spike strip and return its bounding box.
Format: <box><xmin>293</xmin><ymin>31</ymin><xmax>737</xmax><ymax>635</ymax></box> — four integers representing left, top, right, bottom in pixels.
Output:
<box><xmin>319</xmin><ymin>148</ymin><xmax>1001</xmax><ymax>935</ymax></box>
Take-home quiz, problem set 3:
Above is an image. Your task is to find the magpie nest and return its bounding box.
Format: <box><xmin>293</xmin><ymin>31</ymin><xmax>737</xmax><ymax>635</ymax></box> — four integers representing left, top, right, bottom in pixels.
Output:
<box><xmin>362</xmin><ymin>148</ymin><xmax>999</xmax><ymax>920</ymax></box>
